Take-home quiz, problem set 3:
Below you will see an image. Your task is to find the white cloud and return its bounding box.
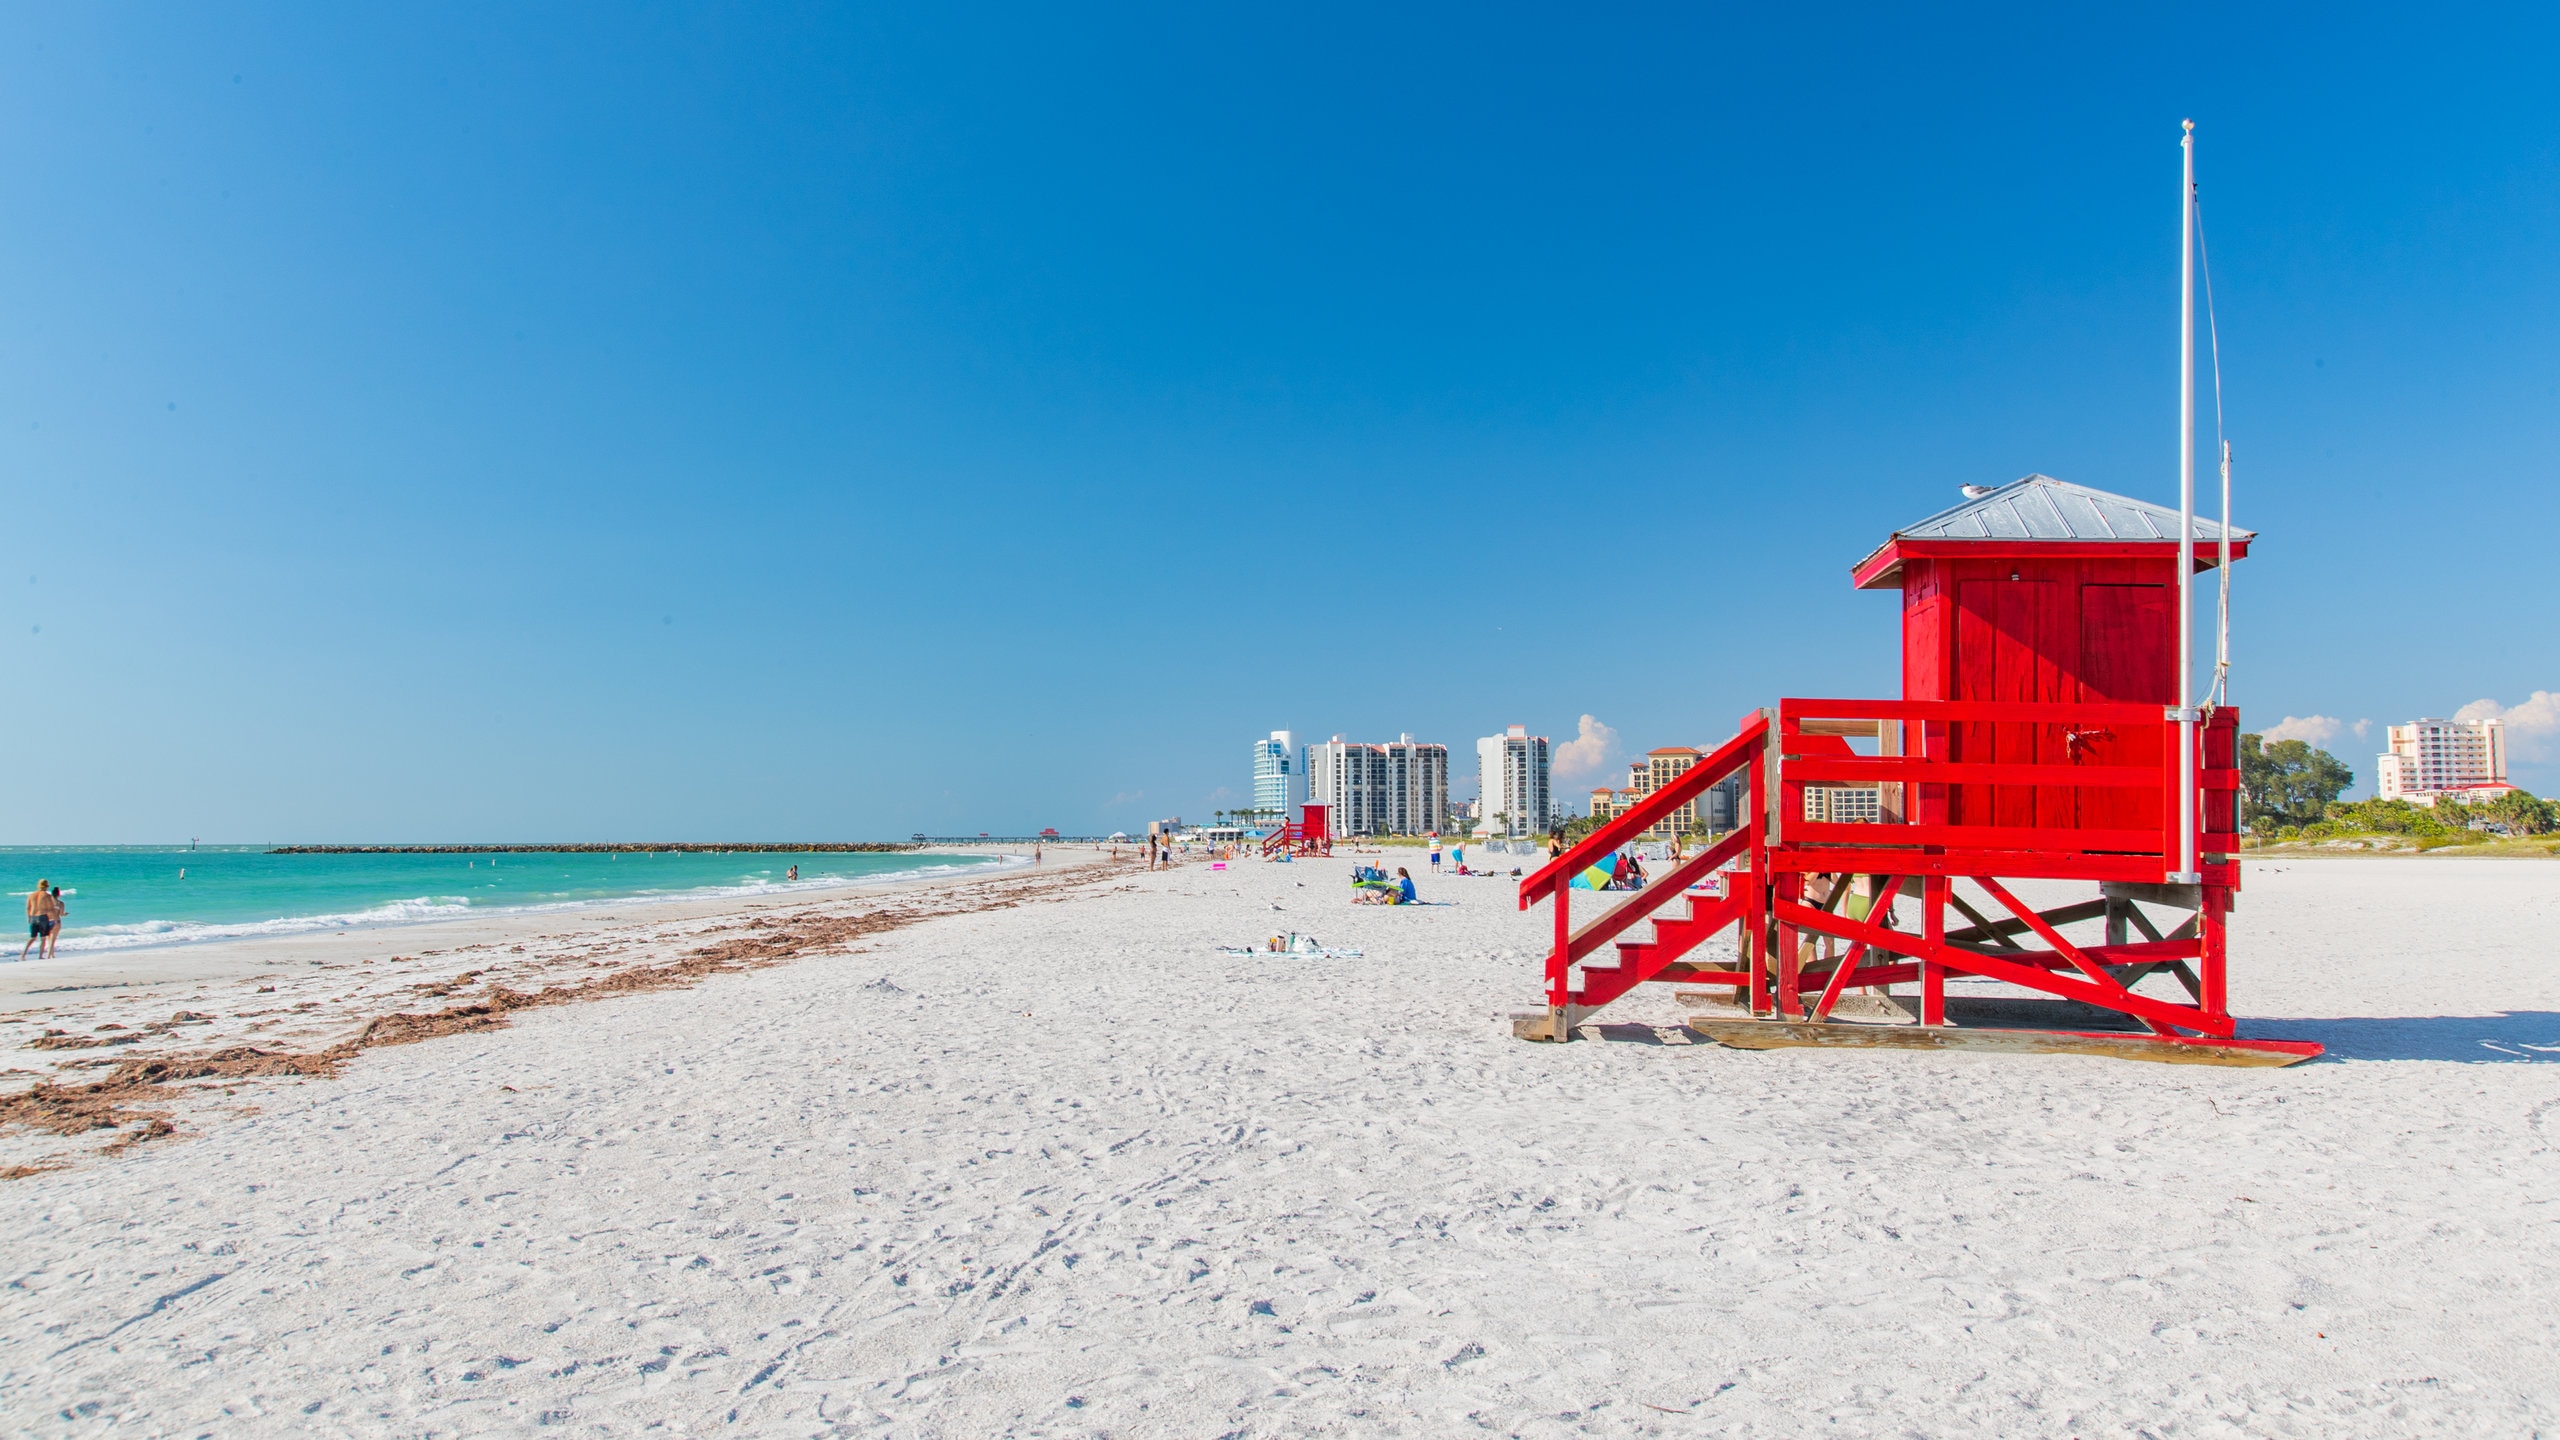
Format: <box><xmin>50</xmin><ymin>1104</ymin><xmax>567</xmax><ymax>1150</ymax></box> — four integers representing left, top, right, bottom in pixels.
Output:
<box><xmin>2352</xmin><ymin>718</ymin><xmax>2372</xmax><ymax>739</ymax></box>
<box><xmin>1107</xmin><ymin>789</ymin><xmax>1145</xmax><ymax>807</ymax></box>
<box><xmin>2454</xmin><ymin>691</ymin><xmax>2560</xmax><ymax>760</ymax></box>
<box><xmin>2261</xmin><ymin>715</ymin><xmax>2342</xmax><ymax>747</ymax></box>
<box><xmin>1552</xmin><ymin>714</ymin><xmax>1620</xmax><ymax>780</ymax></box>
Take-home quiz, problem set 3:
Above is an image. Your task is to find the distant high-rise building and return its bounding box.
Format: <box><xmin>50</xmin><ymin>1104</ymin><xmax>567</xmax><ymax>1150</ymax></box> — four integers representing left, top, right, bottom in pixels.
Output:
<box><xmin>1706</xmin><ymin>770</ymin><xmax>1746</xmax><ymax>831</ymax></box>
<box><xmin>1305</xmin><ymin>734</ymin><xmax>1448</xmax><ymax>836</ymax></box>
<box><xmin>1251</xmin><ymin>731</ymin><xmax>1297</xmax><ymax>824</ymax></box>
<box><xmin>1380</xmin><ymin>735</ymin><xmax>1450</xmax><ymax>836</ymax></box>
<box><xmin>1475</xmin><ymin>725</ymin><xmax>1552</xmax><ymax>839</ymax></box>
<box><xmin>2375</xmin><ymin>717</ymin><xmax>2509</xmax><ymax>804</ymax></box>
<box><xmin>1307</xmin><ymin>736</ymin><xmax>1388</xmax><ymax>836</ymax></box>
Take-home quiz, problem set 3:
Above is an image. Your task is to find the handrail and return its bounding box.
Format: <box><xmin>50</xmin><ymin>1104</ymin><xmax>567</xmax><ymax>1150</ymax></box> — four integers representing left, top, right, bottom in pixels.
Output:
<box><xmin>1519</xmin><ymin>714</ymin><xmax>1768</xmax><ymax>907</ymax></box>
<box><xmin>1556</xmin><ymin>823</ymin><xmax>1755</xmax><ymax>965</ymax></box>
<box><xmin>1786</xmin><ymin>757</ymin><xmax>2162</xmax><ymax>786</ymax></box>
<box><xmin>1778</xmin><ymin>697</ymin><xmax>2224</xmax><ymax>727</ymax></box>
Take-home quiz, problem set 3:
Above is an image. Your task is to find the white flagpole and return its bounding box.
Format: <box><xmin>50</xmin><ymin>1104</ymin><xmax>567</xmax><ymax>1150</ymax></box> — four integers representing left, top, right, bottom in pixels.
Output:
<box><xmin>2217</xmin><ymin>439</ymin><xmax>2231</xmax><ymax>705</ymax></box>
<box><xmin>2175</xmin><ymin>120</ymin><xmax>2200</xmax><ymax>885</ymax></box>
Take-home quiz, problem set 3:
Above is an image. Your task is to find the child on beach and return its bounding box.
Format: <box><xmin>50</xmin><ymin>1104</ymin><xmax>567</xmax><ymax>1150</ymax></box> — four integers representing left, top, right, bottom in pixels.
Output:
<box><xmin>1428</xmin><ymin>838</ymin><xmax>1441</xmax><ymax>872</ymax></box>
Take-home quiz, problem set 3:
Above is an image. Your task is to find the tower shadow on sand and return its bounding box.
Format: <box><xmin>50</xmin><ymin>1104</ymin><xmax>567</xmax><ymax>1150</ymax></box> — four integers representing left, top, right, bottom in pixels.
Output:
<box><xmin>2242</xmin><ymin>1012</ymin><xmax>2560</xmax><ymax>1063</ymax></box>
<box><xmin>1570</xmin><ymin>1014</ymin><xmax>2560</xmax><ymax>1063</ymax></box>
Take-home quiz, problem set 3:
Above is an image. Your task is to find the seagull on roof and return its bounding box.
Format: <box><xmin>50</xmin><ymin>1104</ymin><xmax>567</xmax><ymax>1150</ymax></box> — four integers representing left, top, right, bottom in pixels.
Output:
<box><xmin>1961</xmin><ymin>484</ymin><xmax>1997</xmax><ymax>498</ymax></box>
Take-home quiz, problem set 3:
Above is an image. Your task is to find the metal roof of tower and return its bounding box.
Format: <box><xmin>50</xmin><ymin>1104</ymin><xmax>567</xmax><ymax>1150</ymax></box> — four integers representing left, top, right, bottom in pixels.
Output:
<box><xmin>1850</xmin><ymin>474</ymin><xmax>2255</xmax><ymax>588</ymax></box>
<box><xmin>1893</xmin><ymin>473</ymin><xmax>2251</xmax><ymax>544</ymax></box>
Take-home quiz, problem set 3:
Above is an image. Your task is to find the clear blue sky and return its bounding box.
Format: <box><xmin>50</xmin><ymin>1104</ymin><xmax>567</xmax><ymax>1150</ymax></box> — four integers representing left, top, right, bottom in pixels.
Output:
<box><xmin>4</xmin><ymin>5</ymin><xmax>2554</xmax><ymax>841</ymax></box>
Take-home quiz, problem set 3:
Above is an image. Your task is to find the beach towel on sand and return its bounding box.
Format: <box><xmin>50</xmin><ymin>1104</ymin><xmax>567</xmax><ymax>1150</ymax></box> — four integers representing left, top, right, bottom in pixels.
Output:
<box><xmin>1217</xmin><ymin>932</ymin><xmax>1364</xmax><ymax>959</ymax></box>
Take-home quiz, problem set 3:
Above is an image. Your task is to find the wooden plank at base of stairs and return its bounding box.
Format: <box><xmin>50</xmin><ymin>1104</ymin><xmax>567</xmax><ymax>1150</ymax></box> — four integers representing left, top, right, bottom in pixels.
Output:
<box><xmin>1684</xmin><ymin>1017</ymin><xmax>2323</xmax><ymax>1067</ymax></box>
<box><xmin>1510</xmin><ymin>1007</ymin><xmax>1592</xmax><ymax>1042</ymax></box>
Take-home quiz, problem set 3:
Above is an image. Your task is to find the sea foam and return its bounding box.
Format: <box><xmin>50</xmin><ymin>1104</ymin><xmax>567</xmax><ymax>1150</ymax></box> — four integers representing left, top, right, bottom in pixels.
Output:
<box><xmin>48</xmin><ymin>855</ymin><xmax>1023</xmax><ymax>954</ymax></box>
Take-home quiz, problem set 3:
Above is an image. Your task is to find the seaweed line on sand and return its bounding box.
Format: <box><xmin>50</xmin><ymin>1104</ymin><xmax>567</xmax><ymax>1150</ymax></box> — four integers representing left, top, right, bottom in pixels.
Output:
<box><xmin>0</xmin><ymin>862</ymin><xmax>1117</xmax><ymax>1166</ymax></box>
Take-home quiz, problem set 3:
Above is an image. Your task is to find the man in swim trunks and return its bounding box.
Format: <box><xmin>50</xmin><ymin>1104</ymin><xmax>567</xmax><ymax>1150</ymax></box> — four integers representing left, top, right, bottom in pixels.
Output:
<box><xmin>42</xmin><ymin>884</ymin><xmax>63</xmax><ymax>958</ymax></box>
<box><xmin>21</xmin><ymin>881</ymin><xmax>52</xmax><ymax>962</ymax></box>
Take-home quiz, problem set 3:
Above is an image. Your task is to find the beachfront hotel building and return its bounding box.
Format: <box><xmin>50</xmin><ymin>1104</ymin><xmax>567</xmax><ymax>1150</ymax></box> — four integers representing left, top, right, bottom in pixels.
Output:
<box><xmin>1588</xmin><ymin>748</ymin><xmax>1751</xmax><ymax>837</ymax></box>
<box><xmin>1645</xmin><ymin>747</ymin><xmax>1706</xmax><ymax>833</ymax></box>
<box><xmin>2375</xmin><ymin>716</ymin><xmax>2512</xmax><ymax>804</ymax></box>
<box><xmin>1587</xmin><ymin>743</ymin><xmax>1751</xmax><ymax>835</ymax></box>
<box><xmin>1803</xmin><ymin>784</ymin><xmax>1884</xmax><ymax>824</ymax></box>
<box><xmin>1475</xmin><ymin>725</ymin><xmax>1552</xmax><ymax>839</ymax></box>
<box><xmin>1251</xmin><ymin>731</ymin><xmax>1297</xmax><ymax>824</ymax></box>
<box><xmin>1306</xmin><ymin>735</ymin><xmax>1448</xmax><ymax>836</ymax></box>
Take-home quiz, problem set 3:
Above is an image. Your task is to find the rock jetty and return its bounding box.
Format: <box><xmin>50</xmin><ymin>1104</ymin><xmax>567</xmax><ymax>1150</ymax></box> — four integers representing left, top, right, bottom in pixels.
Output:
<box><xmin>265</xmin><ymin>843</ymin><xmax>920</xmax><ymax>855</ymax></box>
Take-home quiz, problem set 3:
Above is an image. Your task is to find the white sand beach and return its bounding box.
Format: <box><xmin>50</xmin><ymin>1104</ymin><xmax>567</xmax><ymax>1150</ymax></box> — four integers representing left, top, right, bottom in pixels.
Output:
<box><xmin>5</xmin><ymin>851</ymin><xmax>2559</xmax><ymax>1435</ymax></box>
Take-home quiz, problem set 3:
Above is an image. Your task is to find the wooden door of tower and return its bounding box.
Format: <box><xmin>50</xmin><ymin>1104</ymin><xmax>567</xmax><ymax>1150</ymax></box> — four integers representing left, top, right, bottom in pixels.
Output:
<box><xmin>1951</xmin><ymin>579</ymin><xmax>2070</xmax><ymax>831</ymax></box>
<box><xmin>2075</xmin><ymin>583</ymin><xmax>2174</xmax><ymax>836</ymax></box>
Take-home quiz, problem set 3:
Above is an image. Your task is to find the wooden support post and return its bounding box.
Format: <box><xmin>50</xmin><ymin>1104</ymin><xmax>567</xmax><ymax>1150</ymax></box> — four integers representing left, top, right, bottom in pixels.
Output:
<box><xmin>1775</xmin><ymin>871</ymin><xmax>1803</xmax><ymax>1019</ymax></box>
<box><xmin>2104</xmin><ymin>897</ymin><xmax>2129</xmax><ymax>948</ymax></box>
<box><xmin>1746</xmin><ymin>866</ymin><xmax>1771</xmax><ymax>1017</ymax></box>
<box><xmin>1921</xmin><ymin>875</ymin><xmax>1947</xmax><ymax>1026</ymax></box>
<box><xmin>1878</xmin><ymin>718</ymin><xmax>1904</xmax><ymax>824</ymax></box>
<box><xmin>1549</xmin><ymin>885</ymin><xmax>1572</xmax><ymax>1011</ymax></box>
<box><xmin>2201</xmin><ymin>885</ymin><xmax>2228</xmax><ymax>1021</ymax></box>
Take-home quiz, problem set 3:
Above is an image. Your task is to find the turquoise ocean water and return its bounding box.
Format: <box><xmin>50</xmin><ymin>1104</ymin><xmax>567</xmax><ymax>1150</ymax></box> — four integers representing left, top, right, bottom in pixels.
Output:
<box><xmin>0</xmin><ymin>847</ymin><xmax>1006</xmax><ymax>955</ymax></box>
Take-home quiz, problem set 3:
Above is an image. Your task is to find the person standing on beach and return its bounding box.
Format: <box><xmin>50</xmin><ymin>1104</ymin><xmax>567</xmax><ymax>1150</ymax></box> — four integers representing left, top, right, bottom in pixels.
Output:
<box><xmin>42</xmin><ymin>884</ymin><xmax>64</xmax><ymax>958</ymax></box>
<box><xmin>1428</xmin><ymin>837</ymin><xmax>1441</xmax><ymax>873</ymax></box>
<box><xmin>20</xmin><ymin>881</ymin><xmax>51</xmax><ymax>962</ymax></box>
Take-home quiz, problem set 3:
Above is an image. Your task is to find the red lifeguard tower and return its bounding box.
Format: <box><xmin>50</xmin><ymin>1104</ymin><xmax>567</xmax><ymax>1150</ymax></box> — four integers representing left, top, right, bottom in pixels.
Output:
<box><xmin>1261</xmin><ymin>803</ymin><xmax>1332</xmax><ymax>858</ymax></box>
<box><xmin>1516</xmin><ymin>474</ymin><xmax>2320</xmax><ymax>1065</ymax></box>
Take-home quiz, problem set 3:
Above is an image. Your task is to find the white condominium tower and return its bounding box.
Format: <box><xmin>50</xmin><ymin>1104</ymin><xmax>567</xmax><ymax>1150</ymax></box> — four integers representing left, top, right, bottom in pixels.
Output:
<box><xmin>1380</xmin><ymin>735</ymin><xmax>1449</xmax><ymax>836</ymax></box>
<box><xmin>1305</xmin><ymin>734</ymin><xmax>1450</xmax><ymax>836</ymax></box>
<box><xmin>1307</xmin><ymin>736</ymin><xmax>1388</xmax><ymax>837</ymax></box>
<box><xmin>2375</xmin><ymin>717</ymin><xmax>2509</xmax><ymax>802</ymax></box>
<box><xmin>1475</xmin><ymin>725</ymin><xmax>1552</xmax><ymax>839</ymax></box>
<box><xmin>1251</xmin><ymin>731</ymin><xmax>1297</xmax><ymax>822</ymax></box>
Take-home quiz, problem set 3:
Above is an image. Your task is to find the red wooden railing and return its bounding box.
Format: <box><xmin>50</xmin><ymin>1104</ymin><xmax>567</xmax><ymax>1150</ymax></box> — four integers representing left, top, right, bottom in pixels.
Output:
<box><xmin>1518</xmin><ymin>715</ymin><xmax>1768</xmax><ymax>1012</ymax></box>
<box><xmin>1515</xmin><ymin>698</ymin><xmax>2246</xmax><ymax>1037</ymax></box>
<box><xmin>1771</xmin><ymin>699</ymin><xmax>2240</xmax><ymax>884</ymax></box>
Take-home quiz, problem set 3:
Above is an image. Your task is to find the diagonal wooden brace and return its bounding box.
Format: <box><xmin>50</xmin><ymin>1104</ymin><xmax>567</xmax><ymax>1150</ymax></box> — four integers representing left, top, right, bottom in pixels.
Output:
<box><xmin>1971</xmin><ymin>876</ymin><xmax>2173</xmax><ymax>1036</ymax></box>
<box><xmin>1770</xmin><ymin>899</ymin><xmax>2232</xmax><ymax>1038</ymax></box>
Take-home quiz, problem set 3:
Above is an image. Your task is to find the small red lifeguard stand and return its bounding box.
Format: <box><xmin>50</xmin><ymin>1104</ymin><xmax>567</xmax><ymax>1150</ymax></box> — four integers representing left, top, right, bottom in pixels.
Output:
<box><xmin>1516</xmin><ymin>474</ymin><xmax>2320</xmax><ymax>1064</ymax></box>
<box><xmin>1261</xmin><ymin>803</ymin><xmax>1332</xmax><ymax>858</ymax></box>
